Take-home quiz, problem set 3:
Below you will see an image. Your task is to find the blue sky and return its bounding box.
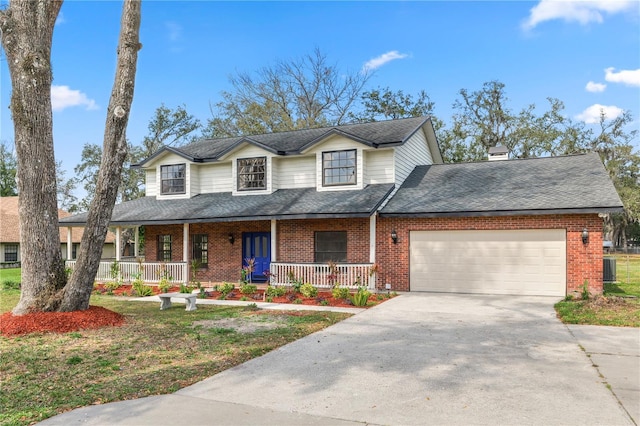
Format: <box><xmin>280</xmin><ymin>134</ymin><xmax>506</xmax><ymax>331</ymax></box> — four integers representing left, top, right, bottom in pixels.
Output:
<box><xmin>1</xmin><ymin>0</ymin><xmax>639</xmax><ymax>183</ymax></box>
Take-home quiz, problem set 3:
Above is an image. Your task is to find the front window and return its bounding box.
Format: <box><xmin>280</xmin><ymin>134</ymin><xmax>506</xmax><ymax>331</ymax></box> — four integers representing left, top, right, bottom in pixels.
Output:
<box><xmin>192</xmin><ymin>234</ymin><xmax>208</xmax><ymax>267</ymax></box>
<box><xmin>157</xmin><ymin>235</ymin><xmax>172</xmax><ymax>262</ymax></box>
<box><xmin>323</xmin><ymin>150</ymin><xmax>356</xmax><ymax>186</ymax></box>
<box><xmin>237</xmin><ymin>157</ymin><xmax>266</xmax><ymax>190</ymax></box>
<box><xmin>160</xmin><ymin>164</ymin><xmax>186</xmax><ymax>194</ymax></box>
<box><xmin>72</xmin><ymin>243</ymin><xmax>80</xmax><ymax>259</ymax></box>
<box><xmin>315</xmin><ymin>231</ymin><xmax>347</xmax><ymax>262</ymax></box>
<box><xmin>4</xmin><ymin>244</ymin><xmax>18</xmax><ymax>262</ymax></box>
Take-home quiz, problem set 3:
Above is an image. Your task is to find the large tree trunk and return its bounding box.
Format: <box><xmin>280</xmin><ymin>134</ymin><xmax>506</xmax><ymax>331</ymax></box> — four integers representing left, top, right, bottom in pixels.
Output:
<box><xmin>60</xmin><ymin>0</ymin><xmax>141</xmax><ymax>311</ymax></box>
<box><xmin>1</xmin><ymin>1</ymin><xmax>67</xmax><ymax>315</ymax></box>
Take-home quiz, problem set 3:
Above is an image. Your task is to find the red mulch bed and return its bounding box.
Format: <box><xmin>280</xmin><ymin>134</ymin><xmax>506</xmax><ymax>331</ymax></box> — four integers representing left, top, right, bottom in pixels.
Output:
<box><xmin>0</xmin><ymin>306</ymin><xmax>125</xmax><ymax>337</ymax></box>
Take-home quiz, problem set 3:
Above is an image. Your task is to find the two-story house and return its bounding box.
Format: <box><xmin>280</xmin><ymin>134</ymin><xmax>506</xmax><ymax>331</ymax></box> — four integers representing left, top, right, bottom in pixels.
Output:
<box><xmin>60</xmin><ymin>116</ymin><xmax>623</xmax><ymax>296</ymax></box>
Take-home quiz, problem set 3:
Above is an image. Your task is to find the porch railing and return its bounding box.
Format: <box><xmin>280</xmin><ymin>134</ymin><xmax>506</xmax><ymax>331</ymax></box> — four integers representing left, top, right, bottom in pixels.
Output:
<box><xmin>65</xmin><ymin>260</ymin><xmax>188</xmax><ymax>284</ymax></box>
<box><xmin>269</xmin><ymin>262</ymin><xmax>375</xmax><ymax>290</ymax></box>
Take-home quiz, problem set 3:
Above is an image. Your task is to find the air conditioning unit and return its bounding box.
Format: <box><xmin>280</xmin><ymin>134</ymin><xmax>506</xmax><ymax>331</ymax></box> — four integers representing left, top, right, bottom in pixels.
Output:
<box><xmin>603</xmin><ymin>257</ymin><xmax>616</xmax><ymax>283</ymax></box>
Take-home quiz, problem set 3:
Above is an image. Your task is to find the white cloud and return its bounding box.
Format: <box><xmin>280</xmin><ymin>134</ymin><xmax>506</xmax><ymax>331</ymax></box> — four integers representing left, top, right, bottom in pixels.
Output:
<box><xmin>575</xmin><ymin>104</ymin><xmax>624</xmax><ymax>123</ymax></box>
<box><xmin>55</xmin><ymin>12</ymin><xmax>66</xmax><ymax>26</ymax></box>
<box><xmin>51</xmin><ymin>85</ymin><xmax>98</xmax><ymax>112</ymax></box>
<box><xmin>585</xmin><ymin>81</ymin><xmax>606</xmax><ymax>92</ymax></box>
<box><xmin>522</xmin><ymin>0</ymin><xmax>636</xmax><ymax>30</ymax></box>
<box><xmin>362</xmin><ymin>51</ymin><xmax>409</xmax><ymax>72</ymax></box>
<box><xmin>604</xmin><ymin>67</ymin><xmax>640</xmax><ymax>87</ymax></box>
<box><xmin>165</xmin><ymin>21</ymin><xmax>182</xmax><ymax>42</ymax></box>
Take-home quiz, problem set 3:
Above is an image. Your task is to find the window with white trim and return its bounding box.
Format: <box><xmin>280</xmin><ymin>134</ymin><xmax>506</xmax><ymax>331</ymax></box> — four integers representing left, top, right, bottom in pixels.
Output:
<box><xmin>237</xmin><ymin>157</ymin><xmax>266</xmax><ymax>190</ymax></box>
<box><xmin>160</xmin><ymin>164</ymin><xmax>186</xmax><ymax>194</ymax></box>
<box><xmin>157</xmin><ymin>235</ymin><xmax>172</xmax><ymax>262</ymax></box>
<box><xmin>322</xmin><ymin>150</ymin><xmax>356</xmax><ymax>186</ymax></box>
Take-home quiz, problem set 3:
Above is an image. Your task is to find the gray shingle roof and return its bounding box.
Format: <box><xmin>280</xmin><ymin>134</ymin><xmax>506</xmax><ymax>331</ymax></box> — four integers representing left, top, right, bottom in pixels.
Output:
<box><xmin>60</xmin><ymin>184</ymin><xmax>395</xmax><ymax>226</ymax></box>
<box><xmin>137</xmin><ymin>116</ymin><xmax>430</xmax><ymax>165</ymax></box>
<box><xmin>380</xmin><ymin>153</ymin><xmax>623</xmax><ymax>217</ymax></box>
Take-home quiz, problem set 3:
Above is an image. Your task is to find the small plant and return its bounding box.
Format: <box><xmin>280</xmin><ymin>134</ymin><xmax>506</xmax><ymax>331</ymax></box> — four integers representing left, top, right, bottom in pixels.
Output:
<box><xmin>240</xmin><ymin>284</ymin><xmax>257</xmax><ymax>295</ymax></box>
<box><xmin>290</xmin><ymin>278</ymin><xmax>303</xmax><ymax>293</ymax></box>
<box><xmin>239</xmin><ymin>296</ymin><xmax>249</xmax><ymax>301</ymax></box>
<box><xmin>293</xmin><ymin>298</ymin><xmax>303</xmax><ymax>304</ymax></box>
<box><xmin>65</xmin><ymin>267</ymin><xmax>73</xmax><ymax>278</ymax></box>
<box><xmin>179</xmin><ymin>283</ymin><xmax>192</xmax><ymax>294</ymax></box>
<box><xmin>241</xmin><ymin>257</ymin><xmax>256</xmax><ymax>284</ymax></box>
<box><xmin>350</xmin><ymin>287</ymin><xmax>371</xmax><ymax>307</ymax></box>
<box><xmin>219</xmin><ymin>282</ymin><xmax>235</xmax><ymax>297</ymax></box>
<box><xmin>189</xmin><ymin>259</ymin><xmax>202</xmax><ymax>289</ymax></box>
<box><xmin>376</xmin><ymin>293</ymin><xmax>384</xmax><ymax>301</ymax></box>
<box><xmin>66</xmin><ymin>356</ymin><xmax>82</xmax><ymax>365</ymax></box>
<box><xmin>319</xmin><ymin>299</ymin><xmax>329</xmax><ymax>306</ymax></box>
<box><xmin>157</xmin><ymin>263</ymin><xmax>173</xmax><ymax>293</ymax></box>
<box><xmin>581</xmin><ymin>279</ymin><xmax>590</xmax><ymax>300</ymax></box>
<box><xmin>132</xmin><ymin>281</ymin><xmax>153</xmax><ymax>297</ymax></box>
<box><xmin>300</xmin><ymin>283</ymin><xmax>318</xmax><ymax>298</ymax></box>
<box><xmin>109</xmin><ymin>260</ymin><xmax>121</xmax><ymax>284</ymax></box>
<box><xmin>104</xmin><ymin>281</ymin><xmax>121</xmax><ymax>295</ymax></box>
<box><xmin>265</xmin><ymin>296</ymin><xmax>274</xmax><ymax>302</ymax></box>
<box><xmin>245</xmin><ymin>303</ymin><xmax>259</xmax><ymax>310</ymax></box>
<box><xmin>1</xmin><ymin>280</ymin><xmax>20</xmax><ymax>290</ymax></box>
<box><xmin>266</xmin><ymin>285</ymin><xmax>286</xmax><ymax>297</ymax></box>
<box><xmin>327</xmin><ymin>260</ymin><xmax>338</xmax><ymax>287</ymax></box>
<box><xmin>332</xmin><ymin>286</ymin><xmax>350</xmax><ymax>300</ymax></box>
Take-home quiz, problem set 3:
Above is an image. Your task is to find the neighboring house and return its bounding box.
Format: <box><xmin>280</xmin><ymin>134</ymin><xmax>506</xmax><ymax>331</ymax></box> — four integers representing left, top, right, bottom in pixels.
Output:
<box><xmin>0</xmin><ymin>196</ymin><xmax>116</xmax><ymax>264</ymax></box>
<box><xmin>59</xmin><ymin>116</ymin><xmax>623</xmax><ymax>296</ymax></box>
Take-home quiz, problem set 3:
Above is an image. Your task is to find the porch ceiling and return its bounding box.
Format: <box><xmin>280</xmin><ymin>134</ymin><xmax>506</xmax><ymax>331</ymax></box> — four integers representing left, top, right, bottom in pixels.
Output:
<box><xmin>59</xmin><ymin>184</ymin><xmax>394</xmax><ymax>226</ymax></box>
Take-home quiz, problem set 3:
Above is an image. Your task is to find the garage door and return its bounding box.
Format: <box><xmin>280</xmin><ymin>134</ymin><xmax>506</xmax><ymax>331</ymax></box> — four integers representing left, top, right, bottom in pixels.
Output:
<box><xmin>410</xmin><ymin>229</ymin><xmax>566</xmax><ymax>296</ymax></box>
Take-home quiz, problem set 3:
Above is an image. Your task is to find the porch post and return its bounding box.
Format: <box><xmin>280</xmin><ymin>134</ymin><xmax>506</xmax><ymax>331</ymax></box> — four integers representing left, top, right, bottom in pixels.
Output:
<box><xmin>369</xmin><ymin>214</ymin><xmax>376</xmax><ymax>263</ymax></box>
<box><xmin>66</xmin><ymin>227</ymin><xmax>72</xmax><ymax>260</ymax></box>
<box><xmin>115</xmin><ymin>227</ymin><xmax>121</xmax><ymax>261</ymax></box>
<box><xmin>183</xmin><ymin>223</ymin><xmax>189</xmax><ymax>284</ymax></box>
<box><xmin>134</xmin><ymin>226</ymin><xmax>139</xmax><ymax>257</ymax></box>
<box><xmin>271</xmin><ymin>219</ymin><xmax>277</xmax><ymax>262</ymax></box>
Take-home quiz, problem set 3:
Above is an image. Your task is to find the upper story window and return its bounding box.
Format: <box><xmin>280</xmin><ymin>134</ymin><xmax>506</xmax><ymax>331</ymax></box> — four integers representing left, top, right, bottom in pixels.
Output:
<box><xmin>237</xmin><ymin>157</ymin><xmax>266</xmax><ymax>191</ymax></box>
<box><xmin>160</xmin><ymin>164</ymin><xmax>186</xmax><ymax>194</ymax></box>
<box><xmin>322</xmin><ymin>150</ymin><xmax>356</xmax><ymax>186</ymax></box>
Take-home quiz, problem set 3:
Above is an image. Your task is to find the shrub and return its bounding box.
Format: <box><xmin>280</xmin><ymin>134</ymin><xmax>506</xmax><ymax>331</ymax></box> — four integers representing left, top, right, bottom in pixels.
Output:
<box><xmin>266</xmin><ymin>285</ymin><xmax>286</xmax><ymax>297</ymax></box>
<box><xmin>265</xmin><ymin>296</ymin><xmax>274</xmax><ymax>303</ymax></box>
<box><xmin>104</xmin><ymin>281</ymin><xmax>121</xmax><ymax>295</ymax></box>
<box><xmin>132</xmin><ymin>281</ymin><xmax>153</xmax><ymax>297</ymax></box>
<box><xmin>158</xmin><ymin>278</ymin><xmax>171</xmax><ymax>293</ymax></box>
<box><xmin>300</xmin><ymin>283</ymin><xmax>318</xmax><ymax>298</ymax></box>
<box><xmin>219</xmin><ymin>282</ymin><xmax>235</xmax><ymax>297</ymax></box>
<box><xmin>350</xmin><ymin>287</ymin><xmax>371</xmax><ymax>307</ymax></box>
<box><xmin>240</xmin><ymin>284</ymin><xmax>257</xmax><ymax>295</ymax></box>
<box><xmin>331</xmin><ymin>286</ymin><xmax>350</xmax><ymax>300</ymax></box>
<box><xmin>179</xmin><ymin>283</ymin><xmax>193</xmax><ymax>294</ymax></box>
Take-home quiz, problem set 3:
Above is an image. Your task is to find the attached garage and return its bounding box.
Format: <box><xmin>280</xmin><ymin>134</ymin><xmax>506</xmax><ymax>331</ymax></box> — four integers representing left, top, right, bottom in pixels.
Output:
<box><xmin>409</xmin><ymin>229</ymin><xmax>566</xmax><ymax>296</ymax></box>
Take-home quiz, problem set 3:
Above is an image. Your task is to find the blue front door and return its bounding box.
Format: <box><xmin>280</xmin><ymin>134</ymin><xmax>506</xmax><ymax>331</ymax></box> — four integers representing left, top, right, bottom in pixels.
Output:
<box><xmin>242</xmin><ymin>232</ymin><xmax>270</xmax><ymax>282</ymax></box>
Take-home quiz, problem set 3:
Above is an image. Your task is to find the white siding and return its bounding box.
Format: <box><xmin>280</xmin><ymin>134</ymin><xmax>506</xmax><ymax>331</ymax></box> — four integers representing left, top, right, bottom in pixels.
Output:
<box><xmin>276</xmin><ymin>156</ymin><xmax>316</xmax><ymax>189</ymax></box>
<box><xmin>308</xmin><ymin>136</ymin><xmax>365</xmax><ymax>192</ymax></box>
<box><xmin>190</xmin><ymin>165</ymin><xmax>200</xmax><ymax>197</ymax></box>
<box><xmin>154</xmin><ymin>153</ymin><xmax>193</xmax><ymax>200</ymax></box>
<box><xmin>364</xmin><ymin>149</ymin><xmax>394</xmax><ymax>184</ymax></box>
<box><xmin>145</xmin><ymin>170</ymin><xmax>157</xmax><ymax>197</ymax></box>
<box><xmin>199</xmin><ymin>163</ymin><xmax>233</xmax><ymax>193</ymax></box>
<box><xmin>394</xmin><ymin>128</ymin><xmax>433</xmax><ymax>187</ymax></box>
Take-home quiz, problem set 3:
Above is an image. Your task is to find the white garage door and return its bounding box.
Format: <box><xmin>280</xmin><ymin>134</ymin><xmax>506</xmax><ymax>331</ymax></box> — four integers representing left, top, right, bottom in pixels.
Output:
<box><xmin>410</xmin><ymin>229</ymin><xmax>566</xmax><ymax>296</ymax></box>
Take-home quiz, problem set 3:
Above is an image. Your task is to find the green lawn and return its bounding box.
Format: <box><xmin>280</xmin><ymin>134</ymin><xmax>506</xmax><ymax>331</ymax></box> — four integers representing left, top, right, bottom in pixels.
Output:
<box><xmin>0</xmin><ymin>268</ymin><xmax>21</xmax><ymax>289</ymax></box>
<box><xmin>555</xmin><ymin>254</ymin><xmax>640</xmax><ymax>327</ymax></box>
<box><xmin>0</xmin><ymin>289</ymin><xmax>351</xmax><ymax>426</ymax></box>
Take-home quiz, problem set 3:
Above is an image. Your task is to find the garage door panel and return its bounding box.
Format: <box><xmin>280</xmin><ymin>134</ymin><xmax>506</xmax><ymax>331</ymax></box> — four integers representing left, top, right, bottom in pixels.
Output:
<box><xmin>410</xmin><ymin>229</ymin><xmax>566</xmax><ymax>296</ymax></box>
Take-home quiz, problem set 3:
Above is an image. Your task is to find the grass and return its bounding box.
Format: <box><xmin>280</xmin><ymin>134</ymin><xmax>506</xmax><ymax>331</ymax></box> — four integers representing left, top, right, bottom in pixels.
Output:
<box><xmin>0</xmin><ymin>289</ymin><xmax>351</xmax><ymax>426</ymax></box>
<box><xmin>555</xmin><ymin>254</ymin><xmax>640</xmax><ymax>327</ymax></box>
<box><xmin>0</xmin><ymin>268</ymin><xmax>21</xmax><ymax>289</ymax></box>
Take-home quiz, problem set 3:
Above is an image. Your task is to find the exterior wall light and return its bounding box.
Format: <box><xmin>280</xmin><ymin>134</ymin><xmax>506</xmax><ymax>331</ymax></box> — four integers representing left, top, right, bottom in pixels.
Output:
<box><xmin>228</xmin><ymin>234</ymin><xmax>235</xmax><ymax>244</ymax></box>
<box><xmin>391</xmin><ymin>229</ymin><xmax>398</xmax><ymax>244</ymax></box>
<box><xmin>581</xmin><ymin>228</ymin><xmax>589</xmax><ymax>245</ymax></box>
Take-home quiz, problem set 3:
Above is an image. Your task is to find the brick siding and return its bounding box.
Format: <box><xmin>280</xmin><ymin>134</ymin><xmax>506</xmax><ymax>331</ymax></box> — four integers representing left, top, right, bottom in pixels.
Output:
<box><xmin>145</xmin><ymin>213</ymin><xmax>603</xmax><ymax>296</ymax></box>
<box><xmin>376</xmin><ymin>214</ymin><xmax>603</xmax><ymax>295</ymax></box>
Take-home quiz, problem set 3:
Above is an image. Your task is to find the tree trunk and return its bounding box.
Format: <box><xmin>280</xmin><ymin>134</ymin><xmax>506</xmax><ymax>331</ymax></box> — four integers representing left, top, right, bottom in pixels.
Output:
<box><xmin>59</xmin><ymin>0</ymin><xmax>141</xmax><ymax>311</ymax></box>
<box><xmin>1</xmin><ymin>1</ymin><xmax>67</xmax><ymax>314</ymax></box>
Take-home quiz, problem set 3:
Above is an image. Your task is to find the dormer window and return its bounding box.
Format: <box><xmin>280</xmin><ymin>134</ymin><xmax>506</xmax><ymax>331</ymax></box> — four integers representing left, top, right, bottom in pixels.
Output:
<box><xmin>160</xmin><ymin>164</ymin><xmax>186</xmax><ymax>194</ymax></box>
<box><xmin>238</xmin><ymin>157</ymin><xmax>266</xmax><ymax>190</ymax></box>
<box><xmin>323</xmin><ymin>150</ymin><xmax>356</xmax><ymax>186</ymax></box>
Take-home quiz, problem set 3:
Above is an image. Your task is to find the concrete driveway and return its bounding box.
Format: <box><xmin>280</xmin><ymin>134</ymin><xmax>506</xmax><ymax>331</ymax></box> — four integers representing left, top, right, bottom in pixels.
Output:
<box><xmin>39</xmin><ymin>294</ymin><xmax>636</xmax><ymax>425</ymax></box>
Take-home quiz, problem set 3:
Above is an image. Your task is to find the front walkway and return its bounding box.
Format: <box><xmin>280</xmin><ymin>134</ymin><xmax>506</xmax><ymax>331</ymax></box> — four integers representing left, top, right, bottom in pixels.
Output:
<box><xmin>39</xmin><ymin>294</ymin><xmax>636</xmax><ymax>425</ymax></box>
